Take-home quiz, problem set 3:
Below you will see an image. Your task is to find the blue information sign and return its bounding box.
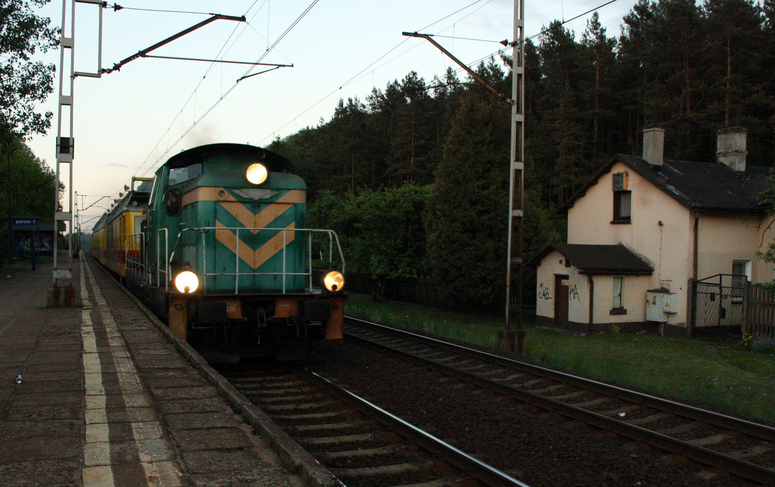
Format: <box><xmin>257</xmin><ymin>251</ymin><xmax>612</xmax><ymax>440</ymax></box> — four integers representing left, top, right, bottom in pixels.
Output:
<box><xmin>12</xmin><ymin>217</ymin><xmax>38</xmax><ymax>226</ymax></box>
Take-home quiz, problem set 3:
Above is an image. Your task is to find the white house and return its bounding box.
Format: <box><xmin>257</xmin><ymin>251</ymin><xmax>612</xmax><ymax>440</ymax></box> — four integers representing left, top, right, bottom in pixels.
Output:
<box><xmin>531</xmin><ymin>127</ymin><xmax>775</xmax><ymax>336</ymax></box>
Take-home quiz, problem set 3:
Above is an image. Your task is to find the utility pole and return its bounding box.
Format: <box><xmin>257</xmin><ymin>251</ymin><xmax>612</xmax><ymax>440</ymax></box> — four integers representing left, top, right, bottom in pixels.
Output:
<box><xmin>500</xmin><ymin>0</ymin><xmax>526</xmax><ymax>354</ymax></box>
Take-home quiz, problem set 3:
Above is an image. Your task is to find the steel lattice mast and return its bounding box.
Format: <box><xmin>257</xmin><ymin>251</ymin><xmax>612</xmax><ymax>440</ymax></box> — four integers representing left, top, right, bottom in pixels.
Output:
<box><xmin>52</xmin><ymin>0</ymin><xmax>104</xmax><ymax>304</ymax></box>
<box><xmin>52</xmin><ymin>1</ymin><xmax>247</xmax><ymax>304</ymax></box>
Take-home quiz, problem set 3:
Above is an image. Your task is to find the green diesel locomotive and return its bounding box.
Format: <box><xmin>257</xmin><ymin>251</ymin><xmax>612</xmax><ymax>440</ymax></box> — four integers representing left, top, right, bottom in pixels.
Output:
<box><xmin>102</xmin><ymin>143</ymin><xmax>346</xmax><ymax>361</ymax></box>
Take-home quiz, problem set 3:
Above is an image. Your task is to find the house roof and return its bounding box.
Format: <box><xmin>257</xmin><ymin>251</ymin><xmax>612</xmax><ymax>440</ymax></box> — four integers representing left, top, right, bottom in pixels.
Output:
<box><xmin>529</xmin><ymin>243</ymin><xmax>654</xmax><ymax>276</ymax></box>
<box><xmin>559</xmin><ymin>154</ymin><xmax>771</xmax><ymax>216</ymax></box>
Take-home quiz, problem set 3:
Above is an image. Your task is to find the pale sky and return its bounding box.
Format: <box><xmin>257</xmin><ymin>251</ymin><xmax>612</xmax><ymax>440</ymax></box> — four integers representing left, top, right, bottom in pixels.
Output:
<box><xmin>26</xmin><ymin>0</ymin><xmax>638</xmax><ymax>231</ymax></box>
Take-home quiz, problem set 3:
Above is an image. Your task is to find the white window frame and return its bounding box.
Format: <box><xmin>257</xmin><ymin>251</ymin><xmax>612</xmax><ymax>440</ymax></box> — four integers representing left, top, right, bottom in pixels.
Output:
<box><xmin>612</xmin><ymin>276</ymin><xmax>624</xmax><ymax>309</ymax></box>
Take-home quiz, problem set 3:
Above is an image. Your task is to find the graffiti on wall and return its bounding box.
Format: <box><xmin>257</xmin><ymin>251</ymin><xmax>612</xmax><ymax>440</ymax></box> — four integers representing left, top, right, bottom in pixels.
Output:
<box><xmin>15</xmin><ymin>235</ymin><xmax>53</xmax><ymax>252</ymax></box>
<box><xmin>538</xmin><ymin>283</ymin><xmax>552</xmax><ymax>301</ymax></box>
<box><xmin>569</xmin><ymin>284</ymin><xmax>580</xmax><ymax>301</ymax></box>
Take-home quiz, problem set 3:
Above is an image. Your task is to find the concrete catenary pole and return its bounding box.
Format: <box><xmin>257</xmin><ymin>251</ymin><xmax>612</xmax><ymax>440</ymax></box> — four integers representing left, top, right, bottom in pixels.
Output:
<box><xmin>500</xmin><ymin>0</ymin><xmax>526</xmax><ymax>354</ymax></box>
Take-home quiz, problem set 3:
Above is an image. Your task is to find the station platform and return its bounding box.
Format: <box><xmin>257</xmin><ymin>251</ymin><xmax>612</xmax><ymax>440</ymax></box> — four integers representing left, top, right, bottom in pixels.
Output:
<box><xmin>0</xmin><ymin>257</ymin><xmax>335</xmax><ymax>487</ymax></box>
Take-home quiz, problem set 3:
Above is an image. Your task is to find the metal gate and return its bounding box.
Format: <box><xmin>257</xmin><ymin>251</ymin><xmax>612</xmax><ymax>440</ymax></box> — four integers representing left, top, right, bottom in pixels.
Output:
<box><xmin>693</xmin><ymin>274</ymin><xmax>746</xmax><ymax>329</ymax></box>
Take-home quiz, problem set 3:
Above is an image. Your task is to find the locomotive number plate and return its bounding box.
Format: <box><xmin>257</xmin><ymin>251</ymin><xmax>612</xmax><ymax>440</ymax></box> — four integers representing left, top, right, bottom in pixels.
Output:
<box><xmin>225</xmin><ymin>299</ymin><xmax>241</xmax><ymax>318</ymax></box>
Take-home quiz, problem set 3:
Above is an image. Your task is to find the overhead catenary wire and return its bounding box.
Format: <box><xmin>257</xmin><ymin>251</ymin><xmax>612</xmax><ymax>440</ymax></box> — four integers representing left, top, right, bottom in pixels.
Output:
<box><xmin>420</xmin><ymin>0</ymin><xmax>623</xmax><ymax>94</ymax></box>
<box><xmin>127</xmin><ymin>16</ymin><xmax>249</xmax><ymax>178</ymax></box>
<box><xmin>128</xmin><ymin>0</ymin><xmax>486</xmax><ymax>180</ymax></box>
<box><xmin>130</xmin><ymin>0</ymin><xmax>317</xmax><ymax>180</ymax></box>
<box><xmin>255</xmin><ymin>0</ymin><xmax>492</xmax><ymax>143</ymax></box>
<box><xmin>257</xmin><ymin>0</ymin><xmax>620</xmax><ymax>145</ymax></box>
<box><xmin>87</xmin><ymin>1</ymin><xmax>273</xmax><ymax>216</ymax></box>
<box><xmin>427</xmin><ymin>34</ymin><xmax>511</xmax><ymax>45</ymax></box>
<box><xmin>120</xmin><ymin>0</ymin><xmax>620</xmax><ymax>198</ymax></box>
<box><xmin>103</xmin><ymin>4</ymin><xmax>219</xmax><ymax>16</ymax></box>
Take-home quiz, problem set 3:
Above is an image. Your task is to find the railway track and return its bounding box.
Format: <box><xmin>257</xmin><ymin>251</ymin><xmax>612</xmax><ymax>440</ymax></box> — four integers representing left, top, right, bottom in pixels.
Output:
<box><xmin>343</xmin><ymin>316</ymin><xmax>775</xmax><ymax>485</ymax></box>
<box><xmin>219</xmin><ymin>362</ymin><xmax>530</xmax><ymax>487</ymax></box>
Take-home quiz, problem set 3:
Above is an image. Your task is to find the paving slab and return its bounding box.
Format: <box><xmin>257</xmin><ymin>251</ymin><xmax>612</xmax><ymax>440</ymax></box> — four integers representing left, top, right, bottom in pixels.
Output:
<box><xmin>0</xmin><ymin>260</ymin><xmax>312</xmax><ymax>487</ymax></box>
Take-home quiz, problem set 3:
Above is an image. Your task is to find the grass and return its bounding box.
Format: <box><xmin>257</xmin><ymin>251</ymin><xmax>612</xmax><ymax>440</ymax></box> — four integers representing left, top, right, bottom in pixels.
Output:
<box><xmin>346</xmin><ymin>293</ymin><xmax>505</xmax><ymax>347</ymax></box>
<box><xmin>345</xmin><ymin>293</ymin><xmax>775</xmax><ymax>423</ymax></box>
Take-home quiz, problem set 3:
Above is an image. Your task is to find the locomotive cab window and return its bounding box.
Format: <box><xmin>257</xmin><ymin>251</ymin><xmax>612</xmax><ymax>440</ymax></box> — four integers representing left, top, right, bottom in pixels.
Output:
<box><xmin>165</xmin><ymin>188</ymin><xmax>181</xmax><ymax>216</ymax></box>
<box><xmin>168</xmin><ymin>162</ymin><xmax>203</xmax><ymax>186</ymax></box>
<box><xmin>148</xmin><ymin>175</ymin><xmax>160</xmax><ymax>205</ymax></box>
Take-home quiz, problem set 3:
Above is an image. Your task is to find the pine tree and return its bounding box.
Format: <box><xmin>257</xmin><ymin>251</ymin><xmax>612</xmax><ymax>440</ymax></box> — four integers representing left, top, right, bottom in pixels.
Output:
<box><xmin>534</xmin><ymin>21</ymin><xmax>591</xmax><ymax>205</ymax></box>
<box><xmin>580</xmin><ymin>12</ymin><xmax>619</xmax><ymax>162</ymax></box>
<box><xmin>619</xmin><ymin>0</ymin><xmax>711</xmax><ymax>159</ymax></box>
<box><xmin>705</xmin><ymin>0</ymin><xmax>774</xmax><ymax>165</ymax></box>
<box><xmin>425</xmin><ymin>93</ymin><xmax>510</xmax><ymax>310</ymax></box>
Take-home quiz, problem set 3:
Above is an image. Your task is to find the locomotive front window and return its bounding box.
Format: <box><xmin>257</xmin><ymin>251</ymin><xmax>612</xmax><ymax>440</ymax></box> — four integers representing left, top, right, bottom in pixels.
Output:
<box><xmin>168</xmin><ymin>162</ymin><xmax>203</xmax><ymax>186</ymax></box>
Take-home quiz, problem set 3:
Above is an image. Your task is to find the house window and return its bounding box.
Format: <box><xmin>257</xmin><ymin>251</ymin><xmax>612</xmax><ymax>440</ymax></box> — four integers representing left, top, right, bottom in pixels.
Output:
<box><xmin>611</xmin><ymin>276</ymin><xmax>627</xmax><ymax>314</ymax></box>
<box><xmin>613</xmin><ymin>190</ymin><xmax>631</xmax><ymax>223</ymax></box>
<box><xmin>731</xmin><ymin>260</ymin><xmax>750</xmax><ymax>302</ymax></box>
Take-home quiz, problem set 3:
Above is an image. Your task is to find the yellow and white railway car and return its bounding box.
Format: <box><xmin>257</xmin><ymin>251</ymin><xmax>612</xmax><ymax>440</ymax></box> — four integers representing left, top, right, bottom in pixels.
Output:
<box><xmin>90</xmin><ymin>178</ymin><xmax>152</xmax><ymax>278</ymax></box>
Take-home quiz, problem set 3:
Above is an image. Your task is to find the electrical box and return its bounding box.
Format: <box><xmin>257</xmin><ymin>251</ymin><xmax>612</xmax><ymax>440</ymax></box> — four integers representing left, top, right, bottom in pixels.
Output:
<box><xmin>646</xmin><ymin>290</ymin><xmax>678</xmax><ymax>322</ymax></box>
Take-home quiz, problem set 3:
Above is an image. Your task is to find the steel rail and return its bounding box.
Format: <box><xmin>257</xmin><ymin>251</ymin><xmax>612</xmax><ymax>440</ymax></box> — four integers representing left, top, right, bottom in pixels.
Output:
<box><xmin>296</xmin><ymin>366</ymin><xmax>531</xmax><ymax>487</ymax></box>
<box><xmin>344</xmin><ymin>317</ymin><xmax>775</xmax><ymax>485</ymax></box>
<box><xmin>346</xmin><ymin>316</ymin><xmax>775</xmax><ymax>442</ymax></box>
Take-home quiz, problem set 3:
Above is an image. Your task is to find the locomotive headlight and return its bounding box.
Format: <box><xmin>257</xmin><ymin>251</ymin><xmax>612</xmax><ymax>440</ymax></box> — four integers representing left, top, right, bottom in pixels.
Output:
<box><xmin>174</xmin><ymin>271</ymin><xmax>199</xmax><ymax>294</ymax></box>
<box><xmin>323</xmin><ymin>271</ymin><xmax>345</xmax><ymax>292</ymax></box>
<box><xmin>246</xmin><ymin>163</ymin><xmax>268</xmax><ymax>185</ymax></box>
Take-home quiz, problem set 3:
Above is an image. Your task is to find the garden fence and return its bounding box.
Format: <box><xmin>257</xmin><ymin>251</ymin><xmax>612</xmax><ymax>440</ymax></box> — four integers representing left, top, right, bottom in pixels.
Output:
<box><xmin>745</xmin><ymin>283</ymin><xmax>775</xmax><ymax>340</ymax></box>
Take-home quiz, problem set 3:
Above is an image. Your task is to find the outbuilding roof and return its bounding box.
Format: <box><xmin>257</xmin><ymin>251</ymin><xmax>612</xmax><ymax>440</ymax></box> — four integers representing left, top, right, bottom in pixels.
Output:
<box><xmin>559</xmin><ymin>154</ymin><xmax>770</xmax><ymax>216</ymax></box>
<box><xmin>529</xmin><ymin>243</ymin><xmax>653</xmax><ymax>275</ymax></box>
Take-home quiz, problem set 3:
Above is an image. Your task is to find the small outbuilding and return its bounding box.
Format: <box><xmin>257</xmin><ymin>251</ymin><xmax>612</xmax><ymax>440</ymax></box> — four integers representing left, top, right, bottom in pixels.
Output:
<box><xmin>531</xmin><ymin>243</ymin><xmax>653</xmax><ymax>333</ymax></box>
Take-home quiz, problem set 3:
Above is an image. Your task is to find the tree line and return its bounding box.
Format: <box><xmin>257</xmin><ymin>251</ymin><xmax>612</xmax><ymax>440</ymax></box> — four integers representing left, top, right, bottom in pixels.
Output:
<box><xmin>268</xmin><ymin>0</ymin><xmax>775</xmax><ymax>312</ymax></box>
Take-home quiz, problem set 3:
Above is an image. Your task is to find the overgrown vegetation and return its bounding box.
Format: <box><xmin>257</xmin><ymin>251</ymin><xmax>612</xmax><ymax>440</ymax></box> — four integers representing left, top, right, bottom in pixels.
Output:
<box><xmin>308</xmin><ymin>185</ymin><xmax>430</xmax><ymax>298</ymax></box>
<box><xmin>346</xmin><ymin>293</ymin><xmax>775</xmax><ymax>422</ymax></box>
<box><xmin>425</xmin><ymin>94</ymin><xmax>510</xmax><ymax>310</ymax></box>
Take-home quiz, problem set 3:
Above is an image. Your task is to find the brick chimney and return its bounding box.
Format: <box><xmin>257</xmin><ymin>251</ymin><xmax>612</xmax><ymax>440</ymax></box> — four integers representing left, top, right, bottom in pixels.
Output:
<box><xmin>716</xmin><ymin>127</ymin><xmax>747</xmax><ymax>172</ymax></box>
<box><xmin>643</xmin><ymin>128</ymin><xmax>665</xmax><ymax>166</ymax></box>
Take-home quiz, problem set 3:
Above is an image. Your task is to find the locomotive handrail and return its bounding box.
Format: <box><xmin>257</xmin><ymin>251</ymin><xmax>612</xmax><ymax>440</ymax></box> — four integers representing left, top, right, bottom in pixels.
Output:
<box><xmin>124</xmin><ymin>232</ymin><xmax>145</xmax><ymax>276</ymax></box>
<box><xmin>167</xmin><ymin>226</ymin><xmax>345</xmax><ymax>294</ymax></box>
<box><xmin>157</xmin><ymin>228</ymin><xmax>169</xmax><ymax>291</ymax></box>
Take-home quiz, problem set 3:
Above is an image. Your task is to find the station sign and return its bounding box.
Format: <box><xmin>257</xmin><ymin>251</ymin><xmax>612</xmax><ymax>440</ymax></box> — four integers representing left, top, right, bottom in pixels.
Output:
<box><xmin>12</xmin><ymin>217</ymin><xmax>38</xmax><ymax>226</ymax></box>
